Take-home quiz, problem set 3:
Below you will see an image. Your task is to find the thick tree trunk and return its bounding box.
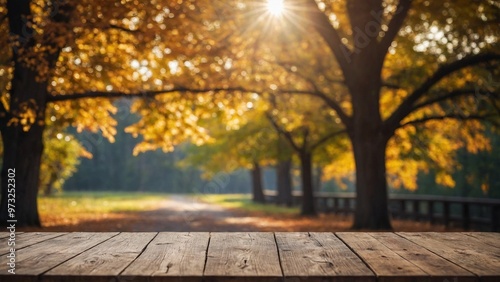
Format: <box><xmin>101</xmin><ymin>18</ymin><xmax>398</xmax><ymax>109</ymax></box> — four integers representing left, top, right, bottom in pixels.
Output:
<box><xmin>343</xmin><ymin>37</ymin><xmax>392</xmax><ymax>229</ymax></box>
<box><xmin>276</xmin><ymin>159</ymin><xmax>292</xmax><ymax>206</ymax></box>
<box><xmin>1</xmin><ymin>0</ymin><xmax>71</xmax><ymax>227</ymax></box>
<box><xmin>351</xmin><ymin>134</ymin><xmax>392</xmax><ymax>229</ymax></box>
<box><xmin>250</xmin><ymin>162</ymin><xmax>265</xmax><ymax>204</ymax></box>
<box><xmin>0</xmin><ymin>68</ymin><xmax>47</xmax><ymax>227</ymax></box>
<box><xmin>299</xmin><ymin>151</ymin><xmax>316</xmax><ymax>216</ymax></box>
<box><xmin>349</xmin><ymin>94</ymin><xmax>392</xmax><ymax>229</ymax></box>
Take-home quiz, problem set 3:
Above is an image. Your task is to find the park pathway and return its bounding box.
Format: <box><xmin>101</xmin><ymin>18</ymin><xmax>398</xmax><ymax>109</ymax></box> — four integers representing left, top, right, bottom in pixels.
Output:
<box><xmin>129</xmin><ymin>195</ymin><xmax>260</xmax><ymax>231</ymax></box>
<box><xmin>21</xmin><ymin>195</ymin><xmax>457</xmax><ymax>232</ymax></box>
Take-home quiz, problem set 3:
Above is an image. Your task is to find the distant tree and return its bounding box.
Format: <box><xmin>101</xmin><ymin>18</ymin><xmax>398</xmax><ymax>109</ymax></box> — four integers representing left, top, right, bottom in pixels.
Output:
<box><xmin>275</xmin><ymin>137</ymin><xmax>294</xmax><ymax>207</ymax></box>
<box><xmin>181</xmin><ymin>99</ymin><xmax>277</xmax><ymax>203</ymax></box>
<box><xmin>266</xmin><ymin>94</ymin><xmax>346</xmax><ymax>215</ymax></box>
<box><xmin>39</xmin><ymin>128</ymin><xmax>89</xmax><ymax>196</ymax></box>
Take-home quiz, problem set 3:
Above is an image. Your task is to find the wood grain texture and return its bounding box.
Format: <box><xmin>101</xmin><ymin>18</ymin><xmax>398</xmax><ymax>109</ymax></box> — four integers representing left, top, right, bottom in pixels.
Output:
<box><xmin>423</xmin><ymin>232</ymin><xmax>500</xmax><ymax>253</ymax></box>
<box><xmin>464</xmin><ymin>232</ymin><xmax>500</xmax><ymax>249</ymax></box>
<box><xmin>336</xmin><ymin>232</ymin><xmax>429</xmax><ymax>282</ymax></box>
<box><xmin>276</xmin><ymin>232</ymin><xmax>374</xmax><ymax>282</ymax></box>
<box><xmin>0</xmin><ymin>232</ymin><xmax>117</xmax><ymax>281</ymax></box>
<box><xmin>204</xmin><ymin>232</ymin><xmax>282</xmax><ymax>281</ymax></box>
<box><xmin>0</xmin><ymin>232</ymin><xmax>498</xmax><ymax>282</ymax></box>
<box><xmin>0</xmin><ymin>232</ymin><xmax>67</xmax><ymax>255</ymax></box>
<box><xmin>399</xmin><ymin>232</ymin><xmax>500</xmax><ymax>282</ymax></box>
<box><xmin>43</xmin><ymin>232</ymin><xmax>156</xmax><ymax>282</ymax></box>
<box><xmin>0</xmin><ymin>232</ymin><xmax>12</xmax><ymax>239</ymax></box>
<box><xmin>121</xmin><ymin>232</ymin><xmax>209</xmax><ymax>282</ymax></box>
<box><xmin>369</xmin><ymin>232</ymin><xmax>476</xmax><ymax>282</ymax></box>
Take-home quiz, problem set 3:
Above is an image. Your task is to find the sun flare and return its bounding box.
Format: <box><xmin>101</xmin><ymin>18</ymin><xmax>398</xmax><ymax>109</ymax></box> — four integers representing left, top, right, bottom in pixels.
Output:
<box><xmin>266</xmin><ymin>0</ymin><xmax>285</xmax><ymax>16</ymax></box>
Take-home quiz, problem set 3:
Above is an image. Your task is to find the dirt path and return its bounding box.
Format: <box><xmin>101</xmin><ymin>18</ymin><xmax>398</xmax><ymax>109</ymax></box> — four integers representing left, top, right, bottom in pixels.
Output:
<box><xmin>128</xmin><ymin>195</ymin><xmax>260</xmax><ymax>231</ymax></box>
<box><xmin>21</xmin><ymin>195</ymin><xmax>261</xmax><ymax>232</ymax></box>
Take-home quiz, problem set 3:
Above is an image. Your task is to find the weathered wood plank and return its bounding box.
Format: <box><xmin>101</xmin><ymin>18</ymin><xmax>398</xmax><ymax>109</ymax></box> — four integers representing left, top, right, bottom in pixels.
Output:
<box><xmin>0</xmin><ymin>232</ymin><xmax>117</xmax><ymax>282</ymax></box>
<box><xmin>0</xmin><ymin>232</ymin><xmax>13</xmax><ymax>239</ymax></box>
<box><xmin>204</xmin><ymin>232</ymin><xmax>282</xmax><ymax>281</ymax></box>
<box><xmin>0</xmin><ymin>232</ymin><xmax>67</xmax><ymax>255</ymax></box>
<box><xmin>425</xmin><ymin>232</ymin><xmax>500</xmax><ymax>254</ymax></box>
<box><xmin>369</xmin><ymin>232</ymin><xmax>476</xmax><ymax>282</ymax></box>
<box><xmin>0</xmin><ymin>232</ymin><xmax>497</xmax><ymax>282</ymax></box>
<box><xmin>464</xmin><ymin>232</ymin><xmax>500</xmax><ymax>249</ymax></box>
<box><xmin>275</xmin><ymin>232</ymin><xmax>374</xmax><ymax>282</ymax></box>
<box><xmin>399</xmin><ymin>232</ymin><xmax>500</xmax><ymax>282</ymax></box>
<box><xmin>43</xmin><ymin>232</ymin><xmax>156</xmax><ymax>282</ymax></box>
<box><xmin>121</xmin><ymin>232</ymin><xmax>209</xmax><ymax>282</ymax></box>
<box><xmin>336</xmin><ymin>232</ymin><xmax>430</xmax><ymax>282</ymax></box>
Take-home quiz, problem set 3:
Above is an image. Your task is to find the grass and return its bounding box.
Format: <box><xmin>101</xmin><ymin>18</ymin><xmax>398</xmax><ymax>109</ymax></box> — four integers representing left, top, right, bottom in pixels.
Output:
<box><xmin>38</xmin><ymin>191</ymin><xmax>169</xmax><ymax>217</ymax></box>
<box><xmin>196</xmin><ymin>194</ymin><xmax>300</xmax><ymax>216</ymax></box>
<box><xmin>34</xmin><ymin>192</ymin><xmax>299</xmax><ymax>229</ymax></box>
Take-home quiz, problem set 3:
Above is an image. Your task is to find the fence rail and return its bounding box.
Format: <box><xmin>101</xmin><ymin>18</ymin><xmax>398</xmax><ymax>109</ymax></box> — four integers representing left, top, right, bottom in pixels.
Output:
<box><xmin>264</xmin><ymin>190</ymin><xmax>500</xmax><ymax>231</ymax></box>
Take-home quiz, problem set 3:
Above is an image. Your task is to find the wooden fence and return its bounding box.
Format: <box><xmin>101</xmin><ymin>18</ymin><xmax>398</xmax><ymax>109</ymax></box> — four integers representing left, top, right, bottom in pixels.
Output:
<box><xmin>264</xmin><ymin>190</ymin><xmax>500</xmax><ymax>231</ymax></box>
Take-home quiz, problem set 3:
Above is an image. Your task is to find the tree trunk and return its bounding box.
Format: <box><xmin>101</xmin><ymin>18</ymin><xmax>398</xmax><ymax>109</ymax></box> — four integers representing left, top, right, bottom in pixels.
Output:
<box><xmin>250</xmin><ymin>162</ymin><xmax>266</xmax><ymax>203</ymax></box>
<box><xmin>350</xmin><ymin>130</ymin><xmax>392</xmax><ymax>230</ymax></box>
<box><xmin>0</xmin><ymin>0</ymin><xmax>66</xmax><ymax>227</ymax></box>
<box><xmin>349</xmin><ymin>98</ymin><xmax>393</xmax><ymax>230</ymax></box>
<box><xmin>314</xmin><ymin>166</ymin><xmax>323</xmax><ymax>192</ymax></box>
<box><xmin>44</xmin><ymin>172</ymin><xmax>57</xmax><ymax>196</ymax></box>
<box><xmin>0</xmin><ymin>69</ymin><xmax>47</xmax><ymax>227</ymax></box>
<box><xmin>345</xmin><ymin>40</ymin><xmax>392</xmax><ymax>229</ymax></box>
<box><xmin>299</xmin><ymin>151</ymin><xmax>316</xmax><ymax>216</ymax></box>
<box><xmin>276</xmin><ymin>159</ymin><xmax>293</xmax><ymax>206</ymax></box>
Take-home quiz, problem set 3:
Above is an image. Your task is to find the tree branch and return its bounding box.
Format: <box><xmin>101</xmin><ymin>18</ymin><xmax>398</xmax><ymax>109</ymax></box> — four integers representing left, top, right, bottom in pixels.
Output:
<box><xmin>47</xmin><ymin>87</ymin><xmax>245</xmax><ymax>102</ymax></box>
<box><xmin>48</xmin><ymin>84</ymin><xmax>354</xmax><ymax>130</ymax></box>
<box><xmin>385</xmin><ymin>52</ymin><xmax>500</xmax><ymax>131</ymax></box>
<box><xmin>399</xmin><ymin>113</ymin><xmax>499</xmax><ymax>128</ymax></box>
<box><xmin>0</xmin><ymin>98</ymin><xmax>10</xmax><ymax>127</ymax></box>
<box><xmin>309</xmin><ymin>90</ymin><xmax>352</xmax><ymax>128</ymax></box>
<box><xmin>272</xmin><ymin>62</ymin><xmax>352</xmax><ymax>127</ymax></box>
<box><xmin>411</xmin><ymin>89</ymin><xmax>479</xmax><ymax>112</ymax></box>
<box><xmin>0</xmin><ymin>14</ymin><xmax>6</xmax><ymax>24</ymax></box>
<box><xmin>310</xmin><ymin>129</ymin><xmax>347</xmax><ymax>150</ymax></box>
<box><xmin>382</xmin><ymin>82</ymin><xmax>403</xmax><ymax>90</ymax></box>
<box><xmin>47</xmin><ymin>86</ymin><xmax>338</xmax><ymax>102</ymax></box>
<box><xmin>378</xmin><ymin>0</ymin><xmax>412</xmax><ymax>58</ymax></box>
<box><xmin>265</xmin><ymin>112</ymin><xmax>301</xmax><ymax>152</ymax></box>
<box><xmin>107</xmin><ymin>24</ymin><xmax>138</xmax><ymax>33</ymax></box>
<box><xmin>303</xmin><ymin>0</ymin><xmax>352</xmax><ymax>73</ymax></box>
<box><xmin>301</xmin><ymin>127</ymin><xmax>310</xmax><ymax>151</ymax></box>
<box><xmin>488</xmin><ymin>95</ymin><xmax>500</xmax><ymax>115</ymax></box>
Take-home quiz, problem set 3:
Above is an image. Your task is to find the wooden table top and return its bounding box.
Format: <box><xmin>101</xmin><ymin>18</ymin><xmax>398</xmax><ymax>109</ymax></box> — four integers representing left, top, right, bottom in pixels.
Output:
<box><xmin>0</xmin><ymin>232</ymin><xmax>499</xmax><ymax>281</ymax></box>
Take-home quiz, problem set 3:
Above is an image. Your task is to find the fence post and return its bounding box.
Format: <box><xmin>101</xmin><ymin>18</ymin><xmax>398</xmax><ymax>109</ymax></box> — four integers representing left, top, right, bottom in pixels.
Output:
<box><xmin>428</xmin><ymin>201</ymin><xmax>435</xmax><ymax>225</ymax></box>
<box><xmin>462</xmin><ymin>203</ymin><xmax>470</xmax><ymax>230</ymax></box>
<box><xmin>317</xmin><ymin>197</ymin><xmax>325</xmax><ymax>213</ymax></box>
<box><xmin>443</xmin><ymin>201</ymin><xmax>450</xmax><ymax>228</ymax></box>
<box><xmin>412</xmin><ymin>200</ymin><xmax>419</xmax><ymax>221</ymax></box>
<box><xmin>333</xmin><ymin>198</ymin><xmax>339</xmax><ymax>214</ymax></box>
<box><xmin>492</xmin><ymin>205</ymin><xmax>499</xmax><ymax>232</ymax></box>
<box><xmin>400</xmin><ymin>200</ymin><xmax>406</xmax><ymax>219</ymax></box>
<box><xmin>344</xmin><ymin>198</ymin><xmax>351</xmax><ymax>215</ymax></box>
